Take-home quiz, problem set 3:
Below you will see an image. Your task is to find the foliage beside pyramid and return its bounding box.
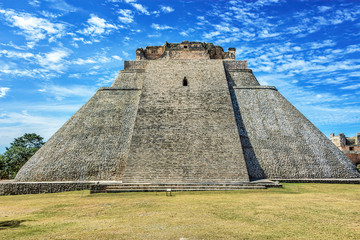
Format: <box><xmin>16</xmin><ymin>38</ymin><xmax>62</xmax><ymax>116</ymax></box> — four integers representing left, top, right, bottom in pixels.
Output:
<box><xmin>15</xmin><ymin>41</ymin><xmax>360</xmax><ymax>182</ymax></box>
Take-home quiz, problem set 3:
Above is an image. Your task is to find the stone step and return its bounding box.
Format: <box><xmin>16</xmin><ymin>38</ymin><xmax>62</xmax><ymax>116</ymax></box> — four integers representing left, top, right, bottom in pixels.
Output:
<box><xmin>105</xmin><ymin>185</ymin><xmax>265</xmax><ymax>189</ymax></box>
<box><xmin>90</xmin><ymin>184</ymin><xmax>274</xmax><ymax>193</ymax></box>
<box><xmin>105</xmin><ymin>186</ymin><xmax>266</xmax><ymax>193</ymax></box>
<box><xmin>89</xmin><ymin>180</ymin><xmax>281</xmax><ymax>193</ymax></box>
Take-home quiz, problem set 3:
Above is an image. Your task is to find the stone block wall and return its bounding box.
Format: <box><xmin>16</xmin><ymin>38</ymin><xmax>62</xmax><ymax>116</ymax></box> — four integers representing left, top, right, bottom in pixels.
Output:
<box><xmin>330</xmin><ymin>133</ymin><xmax>347</xmax><ymax>147</ymax></box>
<box><xmin>15</xmin><ymin>89</ymin><xmax>141</xmax><ymax>181</ymax></box>
<box><xmin>223</xmin><ymin>60</ymin><xmax>248</xmax><ymax>70</ymax></box>
<box><xmin>232</xmin><ymin>87</ymin><xmax>360</xmax><ymax>179</ymax></box>
<box><xmin>124</xmin><ymin>61</ymin><xmax>147</xmax><ymax>70</ymax></box>
<box><xmin>0</xmin><ymin>181</ymin><xmax>92</xmax><ymax>195</ymax></box>
<box><xmin>122</xmin><ymin>59</ymin><xmax>249</xmax><ymax>184</ymax></box>
<box><xmin>225</xmin><ymin>69</ymin><xmax>260</xmax><ymax>87</ymax></box>
<box><xmin>329</xmin><ymin>133</ymin><xmax>360</xmax><ymax>166</ymax></box>
<box><xmin>111</xmin><ymin>70</ymin><xmax>144</xmax><ymax>89</ymax></box>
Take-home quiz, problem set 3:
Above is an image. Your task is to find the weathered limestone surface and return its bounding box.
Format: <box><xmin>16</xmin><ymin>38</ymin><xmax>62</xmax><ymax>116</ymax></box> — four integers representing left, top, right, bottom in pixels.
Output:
<box><xmin>15</xmin><ymin>89</ymin><xmax>141</xmax><ymax>181</ymax></box>
<box><xmin>231</xmin><ymin>87</ymin><xmax>359</xmax><ymax>179</ymax></box>
<box><xmin>122</xmin><ymin>60</ymin><xmax>249</xmax><ymax>183</ymax></box>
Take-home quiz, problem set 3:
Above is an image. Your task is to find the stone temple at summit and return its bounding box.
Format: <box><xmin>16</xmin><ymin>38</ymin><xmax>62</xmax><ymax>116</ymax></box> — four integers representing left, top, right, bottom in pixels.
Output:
<box><xmin>11</xmin><ymin>41</ymin><xmax>360</xmax><ymax>193</ymax></box>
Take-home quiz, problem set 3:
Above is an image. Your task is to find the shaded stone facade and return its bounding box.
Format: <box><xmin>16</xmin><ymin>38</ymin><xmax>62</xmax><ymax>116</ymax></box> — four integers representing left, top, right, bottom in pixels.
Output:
<box><xmin>14</xmin><ymin>41</ymin><xmax>360</xmax><ymax>185</ymax></box>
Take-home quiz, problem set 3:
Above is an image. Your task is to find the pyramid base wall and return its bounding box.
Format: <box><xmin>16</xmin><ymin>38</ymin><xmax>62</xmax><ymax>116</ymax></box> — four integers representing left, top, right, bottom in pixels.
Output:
<box><xmin>0</xmin><ymin>181</ymin><xmax>93</xmax><ymax>196</ymax></box>
<box><xmin>273</xmin><ymin>179</ymin><xmax>360</xmax><ymax>184</ymax></box>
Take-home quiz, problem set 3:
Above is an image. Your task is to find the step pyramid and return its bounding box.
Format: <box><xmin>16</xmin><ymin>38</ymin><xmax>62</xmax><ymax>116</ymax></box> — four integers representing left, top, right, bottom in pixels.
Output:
<box><xmin>15</xmin><ymin>41</ymin><xmax>360</xmax><ymax>185</ymax></box>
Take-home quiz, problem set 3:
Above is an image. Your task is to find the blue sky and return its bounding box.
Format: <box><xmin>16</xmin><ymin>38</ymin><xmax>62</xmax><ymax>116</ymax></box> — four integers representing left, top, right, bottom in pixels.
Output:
<box><xmin>0</xmin><ymin>0</ymin><xmax>359</xmax><ymax>152</ymax></box>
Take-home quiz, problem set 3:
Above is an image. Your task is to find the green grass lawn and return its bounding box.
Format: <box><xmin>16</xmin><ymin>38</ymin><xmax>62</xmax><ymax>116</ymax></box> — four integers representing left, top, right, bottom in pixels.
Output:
<box><xmin>0</xmin><ymin>183</ymin><xmax>359</xmax><ymax>240</ymax></box>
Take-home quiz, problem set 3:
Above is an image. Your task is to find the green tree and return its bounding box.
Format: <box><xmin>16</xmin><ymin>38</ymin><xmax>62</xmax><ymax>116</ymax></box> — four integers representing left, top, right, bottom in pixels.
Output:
<box><xmin>1</xmin><ymin>133</ymin><xmax>45</xmax><ymax>179</ymax></box>
<box><xmin>0</xmin><ymin>154</ymin><xmax>6</xmax><ymax>179</ymax></box>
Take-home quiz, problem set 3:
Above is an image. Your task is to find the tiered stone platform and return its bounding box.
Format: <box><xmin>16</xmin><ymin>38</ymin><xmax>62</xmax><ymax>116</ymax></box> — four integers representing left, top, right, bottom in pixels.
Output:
<box><xmin>0</xmin><ymin>179</ymin><xmax>281</xmax><ymax>195</ymax></box>
<box><xmin>90</xmin><ymin>180</ymin><xmax>281</xmax><ymax>194</ymax></box>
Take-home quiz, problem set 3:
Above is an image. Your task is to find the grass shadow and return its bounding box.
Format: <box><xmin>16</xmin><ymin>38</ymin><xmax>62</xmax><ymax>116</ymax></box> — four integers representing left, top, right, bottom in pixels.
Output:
<box><xmin>0</xmin><ymin>220</ymin><xmax>26</xmax><ymax>230</ymax></box>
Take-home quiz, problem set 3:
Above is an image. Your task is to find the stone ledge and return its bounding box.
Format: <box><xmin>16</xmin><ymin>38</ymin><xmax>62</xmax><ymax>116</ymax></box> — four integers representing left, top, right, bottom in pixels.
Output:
<box><xmin>227</xmin><ymin>69</ymin><xmax>253</xmax><ymax>73</ymax></box>
<box><xmin>272</xmin><ymin>178</ymin><xmax>360</xmax><ymax>184</ymax></box>
<box><xmin>90</xmin><ymin>181</ymin><xmax>282</xmax><ymax>194</ymax></box>
<box><xmin>120</xmin><ymin>69</ymin><xmax>145</xmax><ymax>73</ymax></box>
<box><xmin>98</xmin><ymin>87</ymin><xmax>142</xmax><ymax>91</ymax></box>
<box><xmin>233</xmin><ymin>86</ymin><xmax>277</xmax><ymax>91</ymax></box>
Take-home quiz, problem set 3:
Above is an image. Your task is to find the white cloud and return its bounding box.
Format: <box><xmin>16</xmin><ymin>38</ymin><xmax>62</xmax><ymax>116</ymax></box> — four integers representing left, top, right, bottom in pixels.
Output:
<box><xmin>0</xmin><ymin>8</ymin><xmax>66</xmax><ymax>42</ymax></box>
<box><xmin>112</xmin><ymin>55</ymin><xmax>122</xmax><ymax>61</ymax></box>
<box><xmin>345</xmin><ymin>44</ymin><xmax>360</xmax><ymax>54</ymax></box>
<box><xmin>122</xmin><ymin>51</ymin><xmax>129</xmax><ymax>58</ymax></box>
<box><xmin>131</xmin><ymin>3</ymin><xmax>150</xmax><ymax>15</ymax></box>
<box><xmin>40</xmin><ymin>10</ymin><xmax>64</xmax><ymax>18</ymax></box>
<box><xmin>36</xmin><ymin>48</ymin><xmax>71</xmax><ymax>71</ymax></box>
<box><xmin>97</xmin><ymin>71</ymin><xmax>118</xmax><ymax>86</ymax></box>
<box><xmin>72</xmin><ymin>54</ymin><xmax>113</xmax><ymax>65</ymax></box>
<box><xmin>73</xmin><ymin>58</ymin><xmax>96</xmax><ymax>65</ymax></box>
<box><xmin>310</xmin><ymin>40</ymin><xmax>336</xmax><ymax>49</ymax></box>
<box><xmin>318</xmin><ymin>6</ymin><xmax>332</xmax><ymax>12</ymax></box>
<box><xmin>161</xmin><ymin>6</ymin><xmax>174</xmax><ymax>13</ymax></box>
<box><xmin>28</xmin><ymin>0</ymin><xmax>40</xmax><ymax>7</ymax></box>
<box><xmin>45</xmin><ymin>0</ymin><xmax>78</xmax><ymax>13</ymax></box>
<box><xmin>340</xmin><ymin>84</ymin><xmax>360</xmax><ymax>90</ymax></box>
<box><xmin>203</xmin><ymin>31</ymin><xmax>221</xmax><ymax>39</ymax></box>
<box><xmin>0</xmin><ymin>64</ymin><xmax>56</xmax><ymax>78</ymax></box>
<box><xmin>38</xmin><ymin>85</ymin><xmax>96</xmax><ymax>100</ymax></box>
<box><xmin>259</xmin><ymin>29</ymin><xmax>280</xmax><ymax>38</ymax></box>
<box><xmin>0</xmin><ymin>87</ymin><xmax>10</xmax><ymax>98</ymax></box>
<box><xmin>0</xmin><ymin>41</ymin><xmax>27</xmax><ymax>50</ymax></box>
<box><xmin>147</xmin><ymin>33</ymin><xmax>161</xmax><ymax>38</ymax></box>
<box><xmin>73</xmin><ymin>37</ymin><xmax>92</xmax><ymax>44</ymax></box>
<box><xmin>349</xmin><ymin>72</ymin><xmax>360</xmax><ymax>77</ymax></box>
<box><xmin>118</xmin><ymin>9</ymin><xmax>134</xmax><ymax>24</ymax></box>
<box><xmin>78</xmin><ymin>14</ymin><xmax>118</xmax><ymax>37</ymax></box>
<box><xmin>0</xmin><ymin>50</ymin><xmax>34</xmax><ymax>59</ymax></box>
<box><xmin>151</xmin><ymin>23</ymin><xmax>174</xmax><ymax>30</ymax></box>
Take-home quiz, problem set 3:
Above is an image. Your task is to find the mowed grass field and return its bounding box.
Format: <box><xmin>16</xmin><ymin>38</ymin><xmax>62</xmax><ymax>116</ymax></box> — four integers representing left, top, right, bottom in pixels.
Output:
<box><xmin>0</xmin><ymin>183</ymin><xmax>359</xmax><ymax>240</ymax></box>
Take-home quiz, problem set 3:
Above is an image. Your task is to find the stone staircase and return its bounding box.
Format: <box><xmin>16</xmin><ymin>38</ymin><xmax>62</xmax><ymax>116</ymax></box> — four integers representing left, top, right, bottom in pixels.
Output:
<box><xmin>90</xmin><ymin>180</ymin><xmax>281</xmax><ymax>194</ymax></box>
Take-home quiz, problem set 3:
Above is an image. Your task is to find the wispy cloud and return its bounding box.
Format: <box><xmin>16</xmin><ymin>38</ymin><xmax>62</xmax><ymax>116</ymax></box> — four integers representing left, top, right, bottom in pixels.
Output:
<box><xmin>28</xmin><ymin>0</ymin><xmax>40</xmax><ymax>7</ymax></box>
<box><xmin>160</xmin><ymin>6</ymin><xmax>174</xmax><ymax>13</ymax></box>
<box><xmin>0</xmin><ymin>8</ymin><xmax>66</xmax><ymax>43</ymax></box>
<box><xmin>38</xmin><ymin>84</ymin><xmax>96</xmax><ymax>100</ymax></box>
<box><xmin>340</xmin><ymin>84</ymin><xmax>360</xmax><ymax>90</ymax></box>
<box><xmin>72</xmin><ymin>54</ymin><xmax>113</xmax><ymax>65</ymax></box>
<box><xmin>36</xmin><ymin>48</ymin><xmax>72</xmax><ymax>71</ymax></box>
<box><xmin>112</xmin><ymin>55</ymin><xmax>122</xmax><ymax>61</ymax></box>
<box><xmin>318</xmin><ymin>6</ymin><xmax>332</xmax><ymax>13</ymax></box>
<box><xmin>131</xmin><ymin>3</ymin><xmax>150</xmax><ymax>15</ymax></box>
<box><xmin>72</xmin><ymin>37</ymin><xmax>92</xmax><ymax>45</ymax></box>
<box><xmin>78</xmin><ymin>14</ymin><xmax>118</xmax><ymax>37</ymax></box>
<box><xmin>118</xmin><ymin>9</ymin><xmax>134</xmax><ymax>24</ymax></box>
<box><xmin>151</xmin><ymin>23</ymin><xmax>174</xmax><ymax>30</ymax></box>
<box><xmin>0</xmin><ymin>87</ymin><xmax>10</xmax><ymax>98</ymax></box>
<box><xmin>44</xmin><ymin>0</ymin><xmax>78</xmax><ymax>14</ymax></box>
<box><xmin>0</xmin><ymin>49</ymin><xmax>34</xmax><ymax>59</ymax></box>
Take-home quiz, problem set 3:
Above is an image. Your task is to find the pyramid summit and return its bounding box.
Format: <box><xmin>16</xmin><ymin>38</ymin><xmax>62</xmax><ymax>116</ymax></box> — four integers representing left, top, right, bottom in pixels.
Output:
<box><xmin>8</xmin><ymin>41</ymin><xmax>360</xmax><ymax>194</ymax></box>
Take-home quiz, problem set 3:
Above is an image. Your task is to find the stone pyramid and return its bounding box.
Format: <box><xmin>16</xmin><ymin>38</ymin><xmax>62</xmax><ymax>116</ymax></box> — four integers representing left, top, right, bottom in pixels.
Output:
<box><xmin>15</xmin><ymin>41</ymin><xmax>360</xmax><ymax>183</ymax></box>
